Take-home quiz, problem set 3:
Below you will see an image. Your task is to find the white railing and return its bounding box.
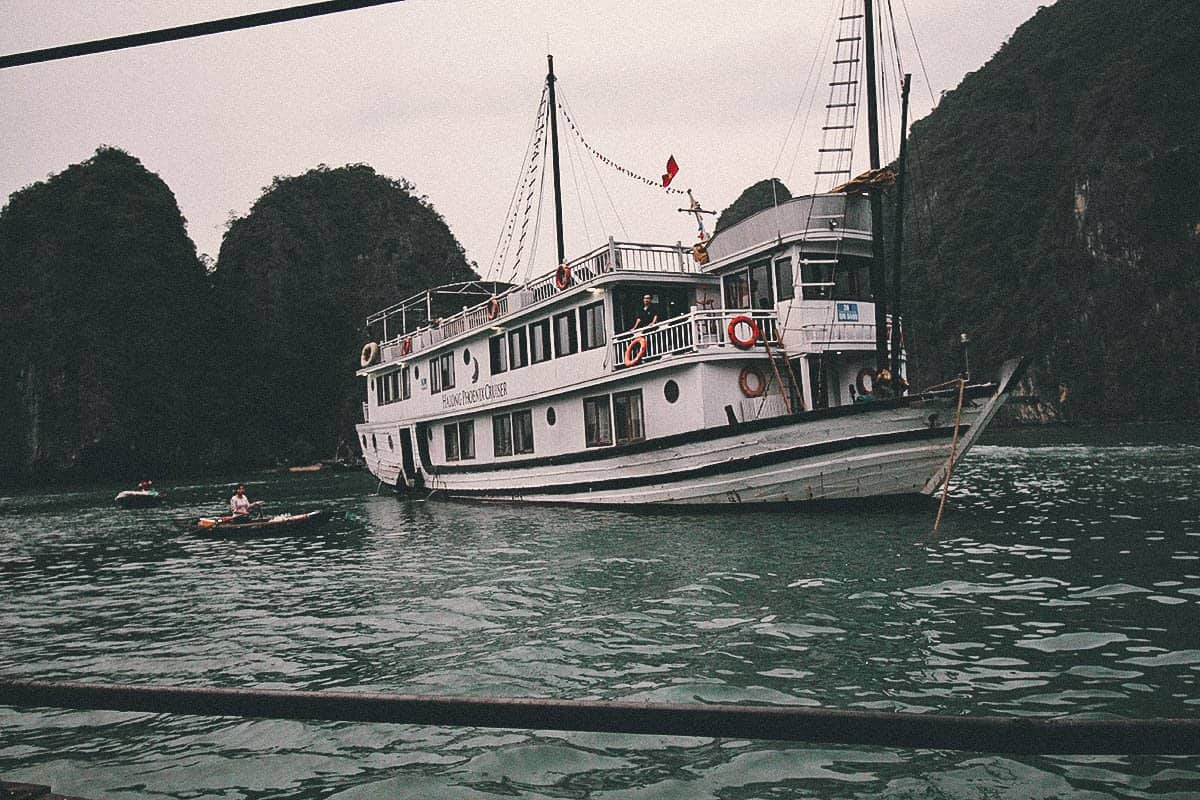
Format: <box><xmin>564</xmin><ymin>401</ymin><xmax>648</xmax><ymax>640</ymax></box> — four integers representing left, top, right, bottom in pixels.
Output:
<box><xmin>372</xmin><ymin>240</ymin><xmax>694</xmax><ymax>362</ymax></box>
<box><xmin>611</xmin><ymin>308</ymin><xmax>780</xmax><ymax>367</ymax></box>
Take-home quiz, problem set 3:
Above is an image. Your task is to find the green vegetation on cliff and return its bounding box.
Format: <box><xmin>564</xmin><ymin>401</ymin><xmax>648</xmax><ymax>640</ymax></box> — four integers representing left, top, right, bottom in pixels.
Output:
<box><xmin>212</xmin><ymin>164</ymin><xmax>476</xmax><ymax>466</ymax></box>
<box><xmin>0</xmin><ymin>148</ymin><xmax>214</xmax><ymax>482</ymax></box>
<box><xmin>901</xmin><ymin>0</ymin><xmax>1200</xmax><ymax>419</ymax></box>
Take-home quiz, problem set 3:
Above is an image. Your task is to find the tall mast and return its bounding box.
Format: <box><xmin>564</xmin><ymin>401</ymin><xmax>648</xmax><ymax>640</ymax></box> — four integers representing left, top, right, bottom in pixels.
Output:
<box><xmin>546</xmin><ymin>54</ymin><xmax>566</xmax><ymax>265</ymax></box>
<box><xmin>863</xmin><ymin>0</ymin><xmax>888</xmax><ymax>373</ymax></box>
<box><xmin>890</xmin><ymin>73</ymin><xmax>912</xmax><ymax>383</ymax></box>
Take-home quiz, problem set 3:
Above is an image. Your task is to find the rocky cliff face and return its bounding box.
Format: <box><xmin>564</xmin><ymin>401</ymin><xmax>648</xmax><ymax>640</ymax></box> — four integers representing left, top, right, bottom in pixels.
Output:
<box><xmin>901</xmin><ymin>0</ymin><xmax>1200</xmax><ymax>421</ymax></box>
<box><xmin>0</xmin><ymin>148</ymin><xmax>214</xmax><ymax>483</ymax></box>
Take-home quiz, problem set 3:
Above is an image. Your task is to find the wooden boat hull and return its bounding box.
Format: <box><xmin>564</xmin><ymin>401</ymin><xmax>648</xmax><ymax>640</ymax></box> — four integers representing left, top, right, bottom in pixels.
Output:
<box><xmin>175</xmin><ymin>510</ymin><xmax>329</xmax><ymax>537</ymax></box>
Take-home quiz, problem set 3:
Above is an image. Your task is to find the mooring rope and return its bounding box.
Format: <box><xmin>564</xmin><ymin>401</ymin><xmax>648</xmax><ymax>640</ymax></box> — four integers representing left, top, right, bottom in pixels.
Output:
<box><xmin>2</xmin><ymin>678</ymin><xmax>1198</xmax><ymax>755</ymax></box>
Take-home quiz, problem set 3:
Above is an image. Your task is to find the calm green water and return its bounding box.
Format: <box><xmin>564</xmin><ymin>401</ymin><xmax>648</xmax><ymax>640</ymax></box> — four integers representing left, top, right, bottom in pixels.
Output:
<box><xmin>2</xmin><ymin>426</ymin><xmax>1199</xmax><ymax>798</ymax></box>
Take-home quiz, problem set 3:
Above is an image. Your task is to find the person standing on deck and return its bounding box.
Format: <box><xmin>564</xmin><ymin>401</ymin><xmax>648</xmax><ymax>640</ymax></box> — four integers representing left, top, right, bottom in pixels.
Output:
<box><xmin>631</xmin><ymin>293</ymin><xmax>662</xmax><ymax>330</ymax></box>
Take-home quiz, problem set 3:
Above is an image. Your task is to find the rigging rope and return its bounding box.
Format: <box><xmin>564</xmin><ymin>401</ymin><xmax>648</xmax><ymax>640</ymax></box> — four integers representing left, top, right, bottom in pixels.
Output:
<box><xmin>557</xmin><ymin>101</ymin><xmax>688</xmax><ymax>196</ymax></box>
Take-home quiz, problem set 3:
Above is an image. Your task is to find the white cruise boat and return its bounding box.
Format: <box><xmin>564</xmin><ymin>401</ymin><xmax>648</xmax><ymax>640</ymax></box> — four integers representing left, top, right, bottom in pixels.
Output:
<box><xmin>355</xmin><ymin>3</ymin><xmax>1024</xmax><ymax>506</ymax></box>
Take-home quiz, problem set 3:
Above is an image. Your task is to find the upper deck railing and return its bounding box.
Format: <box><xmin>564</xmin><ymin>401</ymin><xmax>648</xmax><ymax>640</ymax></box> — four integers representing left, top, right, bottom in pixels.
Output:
<box><xmin>610</xmin><ymin>308</ymin><xmax>780</xmax><ymax>368</ymax></box>
<box><xmin>370</xmin><ymin>239</ymin><xmax>694</xmax><ymax>365</ymax></box>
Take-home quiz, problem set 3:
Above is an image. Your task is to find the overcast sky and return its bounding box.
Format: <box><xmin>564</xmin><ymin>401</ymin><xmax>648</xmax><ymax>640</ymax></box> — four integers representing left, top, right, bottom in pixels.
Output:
<box><xmin>1</xmin><ymin>1</ymin><xmax>1047</xmax><ymax>283</ymax></box>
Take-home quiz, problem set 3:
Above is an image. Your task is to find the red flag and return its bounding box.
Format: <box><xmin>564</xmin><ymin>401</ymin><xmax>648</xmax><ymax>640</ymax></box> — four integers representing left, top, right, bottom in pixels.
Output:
<box><xmin>662</xmin><ymin>155</ymin><xmax>679</xmax><ymax>188</ymax></box>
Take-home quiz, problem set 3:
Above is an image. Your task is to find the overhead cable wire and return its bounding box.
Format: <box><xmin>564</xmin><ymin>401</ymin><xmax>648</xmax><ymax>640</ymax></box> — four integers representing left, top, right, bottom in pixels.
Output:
<box><xmin>897</xmin><ymin>0</ymin><xmax>938</xmax><ymax>106</ymax></box>
<box><xmin>0</xmin><ymin>0</ymin><xmax>405</xmax><ymax>70</ymax></box>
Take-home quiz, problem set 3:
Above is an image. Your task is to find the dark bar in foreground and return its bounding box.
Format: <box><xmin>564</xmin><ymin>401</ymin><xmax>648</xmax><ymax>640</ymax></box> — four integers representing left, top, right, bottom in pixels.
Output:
<box><xmin>2</xmin><ymin>679</ymin><xmax>1199</xmax><ymax>755</ymax></box>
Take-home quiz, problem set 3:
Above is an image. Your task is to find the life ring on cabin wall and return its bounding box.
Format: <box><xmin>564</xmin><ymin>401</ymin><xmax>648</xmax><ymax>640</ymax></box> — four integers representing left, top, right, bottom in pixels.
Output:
<box><xmin>738</xmin><ymin>365</ymin><xmax>767</xmax><ymax>398</ymax></box>
<box><xmin>360</xmin><ymin>341</ymin><xmax>379</xmax><ymax>367</ymax></box>
<box><xmin>727</xmin><ymin>315</ymin><xmax>760</xmax><ymax>349</ymax></box>
<box><xmin>400</xmin><ymin>338</ymin><xmax>413</xmax><ymax>356</ymax></box>
<box><xmin>555</xmin><ymin>262</ymin><xmax>572</xmax><ymax>290</ymax></box>
<box><xmin>856</xmin><ymin>367</ymin><xmax>875</xmax><ymax>396</ymax></box>
<box><xmin>486</xmin><ymin>298</ymin><xmax>501</xmax><ymax>320</ymax></box>
<box><xmin>623</xmin><ymin>335</ymin><xmax>648</xmax><ymax>367</ymax></box>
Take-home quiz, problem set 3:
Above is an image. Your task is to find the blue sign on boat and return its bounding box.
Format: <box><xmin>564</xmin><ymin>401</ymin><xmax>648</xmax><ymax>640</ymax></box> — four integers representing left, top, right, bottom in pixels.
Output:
<box><xmin>836</xmin><ymin>302</ymin><xmax>859</xmax><ymax>322</ymax></box>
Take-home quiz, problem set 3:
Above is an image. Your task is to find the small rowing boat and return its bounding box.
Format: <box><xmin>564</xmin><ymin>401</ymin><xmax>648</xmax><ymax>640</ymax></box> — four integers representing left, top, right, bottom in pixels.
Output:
<box><xmin>174</xmin><ymin>509</ymin><xmax>329</xmax><ymax>537</ymax></box>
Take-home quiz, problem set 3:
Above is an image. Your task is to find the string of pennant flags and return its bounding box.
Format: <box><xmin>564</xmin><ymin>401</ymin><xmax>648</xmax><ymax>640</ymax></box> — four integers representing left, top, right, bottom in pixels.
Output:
<box><xmin>557</xmin><ymin>101</ymin><xmax>688</xmax><ymax>195</ymax></box>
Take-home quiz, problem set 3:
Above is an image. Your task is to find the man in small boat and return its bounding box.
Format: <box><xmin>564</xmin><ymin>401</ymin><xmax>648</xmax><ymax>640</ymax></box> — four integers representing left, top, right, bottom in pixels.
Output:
<box><xmin>229</xmin><ymin>484</ymin><xmax>262</xmax><ymax>522</ymax></box>
<box><xmin>137</xmin><ymin>480</ymin><xmax>153</xmax><ymax>491</ymax></box>
<box><xmin>630</xmin><ymin>294</ymin><xmax>661</xmax><ymax>330</ymax></box>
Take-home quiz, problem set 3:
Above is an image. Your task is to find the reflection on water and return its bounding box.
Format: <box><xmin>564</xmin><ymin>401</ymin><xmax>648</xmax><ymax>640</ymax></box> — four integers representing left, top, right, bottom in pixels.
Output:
<box><xmin>2</xmin><ymin>429</ymin><xmax>1199</xmax><ymax>798</ymax></box>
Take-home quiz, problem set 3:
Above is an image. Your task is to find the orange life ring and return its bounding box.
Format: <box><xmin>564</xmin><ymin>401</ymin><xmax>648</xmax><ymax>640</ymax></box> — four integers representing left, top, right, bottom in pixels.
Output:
<box><xmin>727</xmin><ymin>315</ymin><xmax>760</xmax><ymax>349</ymax></box>
<box><xmin>400</xmin><ymin>338</ymin><xmax>413</xmax><ymax>356</ymax></box>
<box><xmin>360</xmin><ymin>341</ymin><xmax>379</xmax><ymax>367</ymax></box>
<box><xmin>555</xmin><ymin>262</ymin><xmax>572</xmax><ymax>290</ymax></box>
<box><xmin>486</xmin><ymin>297</ymin><xmax>500</xmax><ymax>320</ymax></box>
<box><xmin>623</xmin><ymin>335</ymin><xmax>648</xmax><ymax>367</ymax></box>
<box><xmin>738</xmin><ymin>365</ymin><xmax>767</xmax><ymax>398</ymax></box>
<box><xmin>856</xmin><ymin>367</ymin><xmax>875</xmax><ymax>396</ymax></box>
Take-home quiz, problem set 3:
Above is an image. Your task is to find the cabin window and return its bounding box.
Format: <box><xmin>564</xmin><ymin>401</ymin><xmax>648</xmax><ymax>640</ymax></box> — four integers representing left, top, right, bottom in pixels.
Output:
<box><xmin>775</xmin><ymin>257</ymin><xmax>794</xmax><ymax>301</ymax></box>
<box><xmin>489</xmin><ymin>334</ymin><xmax>507</xmax><ymax>374</ymax></box>
<box><xmin>400</xmin><ymin>366</ymin><xmax>411</xmax><ymax>400</ymax></box>
<box><xmin>444</xmin><ymin>420</ymin><xmax>474</xmax><ymax>461</ymax></box>
<box><xmin>513</xmin><ymin>409</ymin><xmax>534</xmax><ymax>454</ymax></box>
<box><xmin>583</xmin><ymin>395</ymin><xmax>613</xmax><ymax>447</ymax></box>
<box><xmin>723</xmin><ymin>270</ymin><xmax>750</xmax><ymax>308</ymax></box>
<box><xmin>613</xmin><ymin>389</ymin><xmax>645</xmax><ymax>444</ymax></box>
<box><xmin>429</xmin><ymin>358</ymin><xmax>441</xmax><ymax>393</ymax></box>
<box><xmin>580</xmin><ymin>302</ymin><xmax>605</xmax><ymax>350</ymax></box>
<box><xmin>749</xmin><ymin>260</ymin><xmax>773</xmax><ymax>309</ymax></box>
<box><xmin>492</xmin><ymin>414</ymin><xmax>513</xmax><ymax>457</ymax></box>
<box><xmin>530</xmin><ymin>319</ymin><xmax>552</xmax><ymax>364</ymax></box>
<box><xmin>508</xmin><ymin>327</ymin><xmax>529</xmax><ymax>369</ymax></box>
<box><xmin>554</xmin><ymin>310</ymin><xmax>578</xmax><ymax>357</ymax></box>
<box><xmin>439</xmin><ymin>352</ymin><xmax>455</xmax><ymax>391</ymax></box>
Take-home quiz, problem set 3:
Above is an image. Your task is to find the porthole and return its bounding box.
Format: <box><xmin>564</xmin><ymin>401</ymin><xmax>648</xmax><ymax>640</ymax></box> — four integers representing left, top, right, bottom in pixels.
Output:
<box><xmin>463</xmin><ymin>349</ymin><xmax>472</xmax><ymax>365</ymax></box>
<box><xmin>361</xmin><ymin>434</ymin><xmax>367</xmax><ymax>449</ymax></box>
<box><xmin>388</xmin><ymin>435</ymin><xmax>394</xmax><ymax>450</ymax></box>
<box><xmin>371</xmin><ymin>434</ymin><xmax>378</xmax><ymax>451</ymax></box>
<box><xmin>546</xmin><ymin>407</ymin><xmax>557</xmax><ymax>426</ymax></box>
<box><xmin>414</xmin><ymin>366</ymin><xmax>420</xmax><ymax>379</ymax></box>
<box><xmin>664</xmin><ymin>380</ymin><xmax>680</xmax><ymax>403</ymax></box>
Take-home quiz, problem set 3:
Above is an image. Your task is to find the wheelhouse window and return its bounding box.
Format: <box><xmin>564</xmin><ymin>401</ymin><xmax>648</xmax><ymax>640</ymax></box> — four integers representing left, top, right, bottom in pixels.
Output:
<box><xmin>613</xmin><ymin>389</ymin><xmax>645</xmax><ymax>444</ymax></box>
<box><xmin>529</xmin><ymin>319</ymin><xmax>552</xmax><ymax>364</ymax></box>
<box><xmin>580</xmin><ymin>301</ymin><xmax>605</xmax><ymax>351</ymax></box>
<box><xmin>775</xmin><ymin>257</ymin><xmax>794</xmax><ymax>301</ymax></box>
<box><xmin>489</xmin><ymin>334</ymin><xmax>507</xmax><ymax>375</ymax></box>
<box><xmin>444</xmin><ymin>420</ymin><xmax>474</xmax><ymax>461</ymax></box>
<box><xmin>749</xmin><ymin>260</ymin><xmax>773</xmax><ymax>308</ymax></box>
<box><xmin>722</xmin><ymin>270</ymin><xmax>750</xmax><ymax>308</ymax></box>
<box><xmin>554</xmin><ymin>310</ymin><xmax>578</xmax><ymax>357</ymax></box>
<box><xmin>508</xmin><ymin>327</ymin><xmax>528</xmax><ymax>370</ymax></box>
<box><xmin>375</xmin><ymin>370</ymin><xmax>404</xmax><ymax>405</ymax></box>
<box><xmin>583</xmin><ymin>395</ymin><xmax>613</xmax><ymax>447</ymax></box>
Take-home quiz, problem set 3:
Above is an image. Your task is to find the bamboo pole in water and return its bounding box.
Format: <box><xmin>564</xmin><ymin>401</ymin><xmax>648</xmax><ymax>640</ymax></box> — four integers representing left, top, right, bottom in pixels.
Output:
<box><xmin>933</xmin><ymin>377</ymin><xmax>967</xmax><ymax>531</ymax></box>
<box><xmin>2</xmin><ymin>678</ymin><xmax>1199</xmax><ymax>755</ymax></box>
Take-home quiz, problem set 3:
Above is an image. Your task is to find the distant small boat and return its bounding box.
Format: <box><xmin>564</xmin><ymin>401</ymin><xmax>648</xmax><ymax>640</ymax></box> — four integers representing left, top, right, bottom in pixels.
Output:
<box><xmin>115</xmin><ymin>489</ymin><xmax>161</xmax><ymax>508</ymax></box>
<box><xmin>174</xmin><ymin>509</ymin><xmax>329</xmax><ymax>537</ymax></box>
<box><xmin>288</xmin><ymin>464</ymin><xmax>323</xmax><ymax>473</ymax></box>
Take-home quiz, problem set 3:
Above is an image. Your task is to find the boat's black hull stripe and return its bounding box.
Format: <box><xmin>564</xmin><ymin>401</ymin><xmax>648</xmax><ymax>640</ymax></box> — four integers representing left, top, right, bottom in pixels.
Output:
<box><xmin>414</xmin><ymin>383</ymin><xmax>995</xmax><ymax>477</ymax></box>
<box><xmin>428</xmin><ymin>425</ymin><xmax>967</xmax><ymax>497</ymax></box>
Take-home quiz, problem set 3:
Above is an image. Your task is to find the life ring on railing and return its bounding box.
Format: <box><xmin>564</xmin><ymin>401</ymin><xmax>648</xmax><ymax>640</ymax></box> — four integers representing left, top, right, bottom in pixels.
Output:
<box><xmin>360</xmin><ymin>341</ymin><xmax>379</xmax><ymax>367</ymax></box>
<box><xmin>738</xmin><ymin>365</ymin><xmax>767</xmax><ymax>398</ymax></box>
<box><xmin>555</xmin><ymin>262</ymin><xmax>572</xmax><ymax>290</ymax></box>
<box><xmin>623</xmin><ymin>335</ymin><xmax>648</xmax><ymax>367</ymax></box>
<box><xmin>486</xmin><ymin>297</ymin><xmax>501</xmax><ymax>320</ymax></box>
<box><xmin>727</xmin><ymin>315</ymin><xmax>760</xmax><ymax>349</ymax></box>
<box><xmin>855</xmin><ymin>367</ymin><xmax>875</xmax><ymax>396</ymax></box>
<box><xmin>400</xmin><ymin>338</ymin><xmax>413</xmax><ymax>356</ymax></box>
